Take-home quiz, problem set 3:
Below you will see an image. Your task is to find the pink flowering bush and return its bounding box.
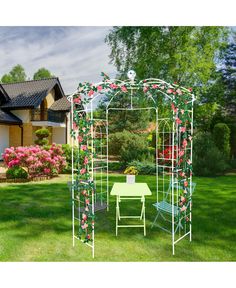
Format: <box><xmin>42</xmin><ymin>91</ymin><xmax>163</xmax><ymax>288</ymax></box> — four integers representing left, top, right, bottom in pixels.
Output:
<box><xmin>2</xmin><ymin>143</ymin><xmax>66</xmax><ymax>178</ymax></box>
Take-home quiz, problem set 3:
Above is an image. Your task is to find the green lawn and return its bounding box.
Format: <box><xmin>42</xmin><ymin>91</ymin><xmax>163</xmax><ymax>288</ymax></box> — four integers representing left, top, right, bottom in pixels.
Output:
<box><xmin>0</xmin><ymin>173</ymin><xmax>236</xmax><ymax>261</ymax></box>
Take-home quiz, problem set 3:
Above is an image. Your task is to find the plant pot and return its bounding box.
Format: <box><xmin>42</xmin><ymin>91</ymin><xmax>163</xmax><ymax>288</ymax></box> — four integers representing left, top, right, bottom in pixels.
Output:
<box><xmin>126</xmin><ymin>174</ymin><xmax>135</xmax><ymax>184</ymax></box>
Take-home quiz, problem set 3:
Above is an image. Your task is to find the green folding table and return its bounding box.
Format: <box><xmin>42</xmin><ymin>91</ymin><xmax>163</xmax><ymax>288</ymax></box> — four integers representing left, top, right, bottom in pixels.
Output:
<box><xmin>110</xmin><ymin>183</ymin><xmax>152</xmax><ymax>236</ymax></box>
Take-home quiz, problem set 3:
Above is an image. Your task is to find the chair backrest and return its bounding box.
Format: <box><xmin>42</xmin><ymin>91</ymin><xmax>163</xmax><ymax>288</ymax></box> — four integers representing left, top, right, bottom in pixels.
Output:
<box><xmin>164</xmin><ymin>181</ymin><xmax>197</xmax><ymax>202</ymax></box>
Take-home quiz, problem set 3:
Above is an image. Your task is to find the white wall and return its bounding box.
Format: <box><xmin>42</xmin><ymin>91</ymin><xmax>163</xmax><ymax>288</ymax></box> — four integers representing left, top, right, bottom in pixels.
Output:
<box><xmin>52</xmin><ymin>127</ymin><xmax>66</xmax><ymax>144</ymax></box>
<box><xmin>0</xmin><ymin>125</ymin><xmax>9</xmax><ymax>159</ymax></box>
<box><xmin>11</xmin><ymin>110</ymin><xmax>30</xmax><ymax>123</ymax></box>
<box><xmin>66</xmin><ymin>112</ymin><xmax>71</xmax><ymax>145</ymax></box>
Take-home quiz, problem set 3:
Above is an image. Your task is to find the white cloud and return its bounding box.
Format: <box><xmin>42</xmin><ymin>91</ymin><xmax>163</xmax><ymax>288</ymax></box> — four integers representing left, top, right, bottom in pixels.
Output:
<box><xmin>0</xmin><ymin>27</ymin><xmax>117</xmax><ymax>94</ymax></box>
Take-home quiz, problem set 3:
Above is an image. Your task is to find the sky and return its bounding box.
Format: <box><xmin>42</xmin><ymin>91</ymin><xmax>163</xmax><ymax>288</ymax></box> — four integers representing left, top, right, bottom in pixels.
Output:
<box><xmin>0</xmin><ymin>26</ymin><xmax>117</xmax><ymax>94</ymax></box>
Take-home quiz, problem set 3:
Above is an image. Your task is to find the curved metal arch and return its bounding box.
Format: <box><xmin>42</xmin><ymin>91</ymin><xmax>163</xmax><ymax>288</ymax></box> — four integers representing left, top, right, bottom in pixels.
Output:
<box><xmin>67</xmin><ymin>76</ymin><xmax>196</xmax><ymax>109</ymax></box>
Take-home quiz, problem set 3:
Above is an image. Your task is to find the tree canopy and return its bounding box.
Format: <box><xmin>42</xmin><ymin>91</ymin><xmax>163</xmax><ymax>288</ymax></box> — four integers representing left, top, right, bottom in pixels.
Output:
<box><xmin>1</xmin><ymin>65</ymin><xmax>54</xmax><ymax>84</ymax></box>
<box><xmin>1</xmin><ymin>64</ymin><xmax>27</xmax><ymax>83</ymax></box>
<box><xmin>33</xmin><ymin>68</ymin><xmax>53</xmax><ymax>80</ymax></box>
<box><xmin>106</xmin><ymin>26</ymin><xmax>229</xmax><ymax>95</ymax></box>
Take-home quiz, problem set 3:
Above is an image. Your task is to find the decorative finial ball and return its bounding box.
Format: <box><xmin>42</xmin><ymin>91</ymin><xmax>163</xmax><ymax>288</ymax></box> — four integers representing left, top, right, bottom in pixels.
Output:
<box><xmin>127</xmin><ymin>70</ymin><xmax>136</xmax><ymax>81</ymax></box>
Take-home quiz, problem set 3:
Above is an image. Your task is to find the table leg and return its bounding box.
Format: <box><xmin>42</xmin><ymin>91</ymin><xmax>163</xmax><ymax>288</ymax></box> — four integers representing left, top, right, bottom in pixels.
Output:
<box><xmin>143</xmin><ymin>198</ymin><xmax>146</xmax><ymax>236</ymax></box>
<box><xmin>116</xmin><ymin>196</ymin><xmax>119</xmax><ymax>236</ymax></box>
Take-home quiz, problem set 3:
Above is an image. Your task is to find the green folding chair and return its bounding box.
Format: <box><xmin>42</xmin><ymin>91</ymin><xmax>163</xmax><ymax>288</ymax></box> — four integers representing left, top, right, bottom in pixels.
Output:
<box><xmin>151</xmin><ymin>181</ymin><xmax>196</xmax><ymax>234</ymax></box>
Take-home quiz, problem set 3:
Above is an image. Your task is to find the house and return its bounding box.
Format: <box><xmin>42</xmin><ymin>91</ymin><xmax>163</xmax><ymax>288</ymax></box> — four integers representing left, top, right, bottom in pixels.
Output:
<box><xmin>0</xmin><ymin>78</ymin><xmax>71</xmax><ymax>159</ymax></box>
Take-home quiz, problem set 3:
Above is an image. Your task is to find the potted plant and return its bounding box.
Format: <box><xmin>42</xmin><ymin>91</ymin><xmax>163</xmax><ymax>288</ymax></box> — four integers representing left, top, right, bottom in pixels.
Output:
<box><xmin>124</xmin><ymin>166</ymin><xmax>138</xmax><ymax>184</ymax></box>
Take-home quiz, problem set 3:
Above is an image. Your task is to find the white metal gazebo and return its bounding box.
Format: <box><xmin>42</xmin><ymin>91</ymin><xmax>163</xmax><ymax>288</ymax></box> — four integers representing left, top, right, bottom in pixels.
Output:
<box><xmin>68</xmin><ymin>71</ymin><xmax>196</xmax><ymax>258</ymax></box>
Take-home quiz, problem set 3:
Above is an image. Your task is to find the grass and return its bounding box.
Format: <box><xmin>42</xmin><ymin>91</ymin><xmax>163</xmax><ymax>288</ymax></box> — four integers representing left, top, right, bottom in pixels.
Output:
<box><xmin>0</xmin><ymin>173</ymin><xmax>236</xmax><ymax>261</ymax></box>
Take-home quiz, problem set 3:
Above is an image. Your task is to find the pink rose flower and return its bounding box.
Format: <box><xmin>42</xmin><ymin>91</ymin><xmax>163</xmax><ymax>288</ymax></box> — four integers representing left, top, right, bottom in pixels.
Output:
<box><xmin>87</xmin><ymin>234</ymin><xmax>91</xmax><ymax>240</ymax></box>
<box><xmin>82</xmin><ymin>213</ymin><xmax>87</xmax><ymax>220</ymax></box>
<box><xmin>74</xmin><ymin>97</ymin><xmax>81</xmax><ymax>104</ymax></box>
<box><xmin>152</xmin><ymin>84</ymin><xmax>159</xmax><ymax>89</ymax></box>
<box><xmin>176</xmin><ymin>88</ymin><xmax>182</xmax><ymax>95</ymax></box>
<box><xmin>121</xmin><ymin>86</ymin><xmax>128</xmax><ymax>92</ymax></box>
<box><xmin>85</xmin><ymin>199</ymin><xmax>90</xmax><ymax>205</ymax></box>
<box><xmin>182</xmin><ymin>139</ymin><xmax>188</xmax><ymax>148</ymax></box>
<box><xmin>84</xmin><ymin>157</ymin><xmax>89</xmax><ymax>165</ymax></box>
<box><xmin>187</xmin><ymin>159</ymin><xmax>192</xmax><ymax>165</ymax></box>
<box><xmin>180</xmin><ymin>126</ymin><xmax>186</xmax><ymax>133</ymax></box>
<box><xmin>97</xmin><ymin>85</ymin><xmax>103</xmax><ymax>91</ymax></box>
<box><xmin>88</xmin><ymin>90</ymin><xmax>94</xmax><ymax>97</ymax></box>
<box><xmin>78</xmin><ymin>135</ymin><xmax>83</xmax><ymax>143</ymax></box>
<box><xmin>143</xmin><ymin>86</ymin><xmax>149</xmax><ymax>93</ymax></box>
<box><xmin>167</xmin><ymin>88</ymin><xmax>173</xmax><ymax>94</ymax></box>
<box><xmin>179</xmin><ymin>150</ymin><xmax>185</xmax><ymax>157</ymax></box>
<box><xmin>179</xmin><ymin>171</ymin><xmax>186</xmax><ymax>177</ymax></box>
<box><xmin>81</xmin><ymin>223</ymin><xmax>88</xmax><ymax>229</ymax></box>
<box><xmin>181</xmin><ymin>206</ymin><xmax>187</xmax><ymax>212</ymax></box>
<box><xmin>80</xmin><ymin>168</ymin><xmax>86</xmax><ymax>175</ymax></box>
<box><xmin>171</xmin><ymin>103</ymin><xmax>178</xmax><ymax>113</ymax></box>
<box><xmin>80</xmin><ymin>145</ymin><xmax>87</xmax><ymax>151</ymax></box>
<box><xmin>184</xmin><ymin>181</ymin><xmax>188</xmax><ymax>187</ymax></box>
<box><xmin>176</xmin><ymin>118</ymin><xmax>182</xmax><ymax>125</ymax></box>
<box><xmin>110</xmin><ymin>83</ymin><xmax>118</xmax><ymax>89</ymax></box>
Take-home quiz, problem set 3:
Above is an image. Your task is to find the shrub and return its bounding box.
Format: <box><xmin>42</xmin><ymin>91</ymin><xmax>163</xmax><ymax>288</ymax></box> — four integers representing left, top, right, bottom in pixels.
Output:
<box><xmin>34</xmin><ymin>128</ymin><xmax>50</xmax><ymax>146</ymax></box>
<box><xmin>61</xmin><ymin>144</ymin><xmax>79</xmax><ymax>173</ymax></box>
<box><xmin>2</xmin><ymin>144</ymin><xmax>66</xmax><ymax>178</ymax></box>
<box><xmin>6</xmin><ymin>166</ymin><xmax>28</xmax><ymax>179</ymax></box>
<box><xmin>213</xmin><ymin>123</ymin><xmax>231</xmax><ymax>159</ymax></box>
<box><xmin>35</xmin><ymin>128</ymin><xmax>50</xmax><ymax>138</ymax></box>
<box><xmin>128</xmin><ymin>160</ymin><xmax>156</xmax><ymax>175</ymax></box>
<box><xmin>193</xmin><ymin>132</ymin><xmax>229</xmax><ymax>176</ymax></box>
<box><xmin>108</xmin><ymin>162</ymin><xmax>125</xmax><ymax>171</ymax></box>
<box><xmin>228</xmin><ymin>123</ymin><xmax>236</xmax><ymax>159</ymax></box>
<box><xmin>109</xmin><ymin>130</ymin><xmax>148</xmax><ymax>163</ymax></box>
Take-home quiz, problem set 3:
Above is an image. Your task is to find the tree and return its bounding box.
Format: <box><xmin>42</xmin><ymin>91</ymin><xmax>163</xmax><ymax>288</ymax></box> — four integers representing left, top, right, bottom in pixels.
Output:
<box><xmin>1</xmin><ymin>74</ymin><xmax>13</xmax><ymax>83</ymax></box>
<box><xmin>106</xmin><ymin>27</ymin><xmax>229</xmax><ymax>97</ymax></box>
<box><xmin>218</xmin><ymin>39</ymin><xmax>236</xmax><ymax>108</ymax></box>
<box><xmin>33</xmin><ymin>68</ymin><xmax>53</xmax><ymax>80</ymax></box>
<box><xmin>1</xmin><ymin>64</ymin><xmax>27</xmax><ymax>83</ymax></box>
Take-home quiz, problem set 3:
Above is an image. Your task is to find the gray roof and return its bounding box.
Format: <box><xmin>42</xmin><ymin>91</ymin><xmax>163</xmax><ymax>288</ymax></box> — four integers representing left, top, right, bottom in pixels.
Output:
<box><xmin>0</xmin><ymin>84</ymin><xmax>10</xmax><ymax>105</ymax></box>
<box><xmin>49</xmin><ymin>96</ymin><xmax>71</xmax><ymax>111</ymax></box>
<box><xmin>0</xmin><ymin>109</ymin><xmax>22</xmax><ymax>124</ymax></box>
<box><xmin>1</xmin><ymin>78</ymin><xmax>65</xmax><ymax>109</ymax></box>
